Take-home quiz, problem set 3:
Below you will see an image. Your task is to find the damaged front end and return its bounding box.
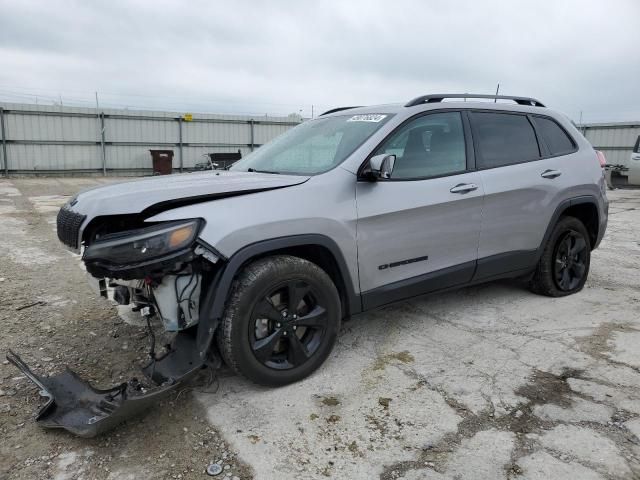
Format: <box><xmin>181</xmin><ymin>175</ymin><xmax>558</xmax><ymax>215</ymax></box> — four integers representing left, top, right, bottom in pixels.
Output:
<box><xmin>6</xmin><ymin>334</ymin><xmax>202</xmax><ymax>438</ymax></box>
<box><xmin>9</xmin><ymin>216</ymin><xmax>225</xmax><ymax>437</ymax></box>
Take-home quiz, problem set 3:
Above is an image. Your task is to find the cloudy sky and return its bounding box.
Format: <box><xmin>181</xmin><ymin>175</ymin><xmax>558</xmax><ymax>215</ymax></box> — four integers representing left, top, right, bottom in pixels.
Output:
<box><xmin>0</xmin><ymin>0</ymin><xmax>638</xmax><ymax>122</ymax></box>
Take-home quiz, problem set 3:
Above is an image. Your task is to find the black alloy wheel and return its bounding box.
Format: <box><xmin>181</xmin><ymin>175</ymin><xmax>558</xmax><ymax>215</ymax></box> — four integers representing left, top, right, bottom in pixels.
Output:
<box><xmin>553</xmin><ymin>231</ymin><xmax>588</xmax><ymax>291</ymax></box>
<box><xmin>250</xmin><ymin>280</ymin><xmax>328</xmax><ymax>370</ymax></box>
<box><xmin>529</xmin><ymin>215</ymin><xmax>591</xmax><ymax>297</ymax></box>
<box><xmin>217</xmin><ymin>255</ymin><xmax>341</xmax><ymax>386</ymax></box>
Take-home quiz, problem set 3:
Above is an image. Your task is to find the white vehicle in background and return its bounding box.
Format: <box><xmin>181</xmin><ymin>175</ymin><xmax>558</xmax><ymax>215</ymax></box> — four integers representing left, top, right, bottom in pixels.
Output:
<box><xmin>630</xmin><ymin>135</ymin><xmax>640</xmax><ymax>185</ymax></box>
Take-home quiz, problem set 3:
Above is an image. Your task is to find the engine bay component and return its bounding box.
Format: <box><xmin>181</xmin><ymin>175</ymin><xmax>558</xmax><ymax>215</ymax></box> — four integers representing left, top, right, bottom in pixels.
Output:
<box><xmin>113</xmin><ymin>285</ymin><xmax>131</xmax><ymax>305</ymax></box>
<box><xmin>153</xmin><ymin>273</ymin><xmax>202</xmax><ymax>331</ymax></box>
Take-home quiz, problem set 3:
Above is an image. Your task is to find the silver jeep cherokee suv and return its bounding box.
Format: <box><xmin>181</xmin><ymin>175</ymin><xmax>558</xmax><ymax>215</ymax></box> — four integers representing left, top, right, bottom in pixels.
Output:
<box><xmin>11</xmin><ymin>94</ymin><xmax>608</xmax><ymax>436</ymax></box>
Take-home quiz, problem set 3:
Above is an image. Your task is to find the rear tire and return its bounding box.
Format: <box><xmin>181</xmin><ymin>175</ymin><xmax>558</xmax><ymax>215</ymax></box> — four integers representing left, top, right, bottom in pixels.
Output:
<box><xmin>217</xmin><ymin>255</ymin><xmax>341</xmax><ymax>386</ymax></box>
<box><xmin>529</xmin><ymin>216</ymin><xmax>591</xmax><ymax>297</ymax></box>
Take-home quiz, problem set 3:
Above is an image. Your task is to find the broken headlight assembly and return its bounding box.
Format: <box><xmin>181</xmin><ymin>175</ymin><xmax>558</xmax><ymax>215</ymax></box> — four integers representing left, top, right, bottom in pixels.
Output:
<box><xmin>83</xmin><ymin>219</ymin><xmax>203</xmax><ymax>278</ymax></box>
<box><xmin>84</xmin><ymin>219</ymin><xmax>202</xmax><ymax>264</ymax></box>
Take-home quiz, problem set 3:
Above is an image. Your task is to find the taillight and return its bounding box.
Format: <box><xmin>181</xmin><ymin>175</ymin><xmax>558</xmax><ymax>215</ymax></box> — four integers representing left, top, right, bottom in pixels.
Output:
<box><xmin>596</xmin><ymin>150</ymin><xmax>607</xmax><ymax>168</ymax></box>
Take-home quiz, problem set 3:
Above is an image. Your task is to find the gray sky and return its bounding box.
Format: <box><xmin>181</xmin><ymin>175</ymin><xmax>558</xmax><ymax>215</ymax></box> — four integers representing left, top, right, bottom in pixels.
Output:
<box><xmin>0</xmin><ymin>0</ymin><xmax>638</xmax><ymax>122</ymax></box>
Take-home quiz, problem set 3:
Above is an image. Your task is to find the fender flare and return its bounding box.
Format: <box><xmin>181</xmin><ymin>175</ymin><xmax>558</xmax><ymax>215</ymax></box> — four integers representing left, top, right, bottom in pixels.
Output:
<box><xmin>195</xmin><ymin>234</ymin><xmax>361</xmax><ymax>359</ymax></box>
<box><xmin>536</xmin><ymin>194</ymin><xmax>600</xmax><ymax>262</ymax></box>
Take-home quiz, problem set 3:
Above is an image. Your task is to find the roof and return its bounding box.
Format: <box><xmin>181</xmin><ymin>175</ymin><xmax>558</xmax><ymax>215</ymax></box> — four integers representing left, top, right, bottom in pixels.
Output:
<box><xmin>320</xmin><ymin>93</ymin><xmax>551</xmax><ymax>118</ymax></box>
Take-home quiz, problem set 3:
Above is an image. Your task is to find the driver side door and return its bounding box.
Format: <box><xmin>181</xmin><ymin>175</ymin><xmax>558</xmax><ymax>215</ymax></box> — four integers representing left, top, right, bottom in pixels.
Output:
<box><xmin>355</xmin><ymin>111</ymin><xmax>484</xmax><ymax>309</ymax></box>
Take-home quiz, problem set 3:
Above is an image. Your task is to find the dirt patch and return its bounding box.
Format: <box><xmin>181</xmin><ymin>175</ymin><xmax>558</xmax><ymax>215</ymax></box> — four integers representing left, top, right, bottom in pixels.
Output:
<box><xmin>576</xmin><ymin>322</ymin><xmax>640</xmax><ymax>373</ymax></box>
<box><xmin>321</xmin><ymin>396</ymin><xmax>340</xmax><ymax>407</ymax></box>
<box><xmin>515</xmin><ymin>368</ymin><xmax>582</xmax><ymax>410</ymax></box>
<box><xmin>373</xmin><ymin>351</ymin><xmax>415</xmax><ymax>371</ymax></box>
<box><xmin>326</xmin><ymin>414</ymin><xmax>341</xmax><ymax>424</ymax></box>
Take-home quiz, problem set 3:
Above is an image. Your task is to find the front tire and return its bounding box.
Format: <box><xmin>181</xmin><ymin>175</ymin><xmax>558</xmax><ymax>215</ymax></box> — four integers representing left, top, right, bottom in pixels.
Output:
<box><xmin>529</xmin><ymin>216</ymin><xmax>591</xmax><ymax>297</ymax></box>
<box><xmin>217</xmin><ymin>255</ymin><xmax>341</xmax><ymax>386</ymax></box>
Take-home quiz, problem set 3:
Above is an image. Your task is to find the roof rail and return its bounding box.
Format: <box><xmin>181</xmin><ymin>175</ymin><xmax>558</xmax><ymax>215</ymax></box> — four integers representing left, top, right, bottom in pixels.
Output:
<box><xmin>405</xmin><ymin>94</ymin><xmax>545</xmax><ymax>108</ymax></box>
<box><xmin>319</xmin><ymin>106</ymin><xmax>362</xmax><ymax>116</ymax></box>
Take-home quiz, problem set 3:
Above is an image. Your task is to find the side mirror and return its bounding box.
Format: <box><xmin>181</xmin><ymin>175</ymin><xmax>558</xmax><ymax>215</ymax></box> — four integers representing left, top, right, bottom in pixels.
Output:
<box><xmin>365</xmin><ymin>154</ymin><xmax>396</xmax><ymax>180</ymax></box>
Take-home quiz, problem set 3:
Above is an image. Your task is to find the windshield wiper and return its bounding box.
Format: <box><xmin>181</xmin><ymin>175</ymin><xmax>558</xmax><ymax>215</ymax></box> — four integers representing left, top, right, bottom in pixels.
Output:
<box><xmin>247</xmin><ymin>168</ymin><xmax>280</xmax><ymax>174</ymax></box>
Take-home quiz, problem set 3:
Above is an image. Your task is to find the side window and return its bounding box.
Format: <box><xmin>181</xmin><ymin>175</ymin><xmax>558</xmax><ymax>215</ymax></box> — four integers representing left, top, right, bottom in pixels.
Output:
<box><xmin>374</xmin><ymin>112</ymin><xmax>466</xmax><ymax>179</ymax></box>
<box><xmin>634</xmin><ymin>135</ymin><xmax>640</xmax><ymax>153</ymax></box>
<box><xmin>471</xmin><ymin>112</ymin><xmax>540</xmax><ymax>168</ymax></box>
<box><xmin>532</xmin><ymin>116</ymin><xmax>576</xmax><ymax>156</ymax></box>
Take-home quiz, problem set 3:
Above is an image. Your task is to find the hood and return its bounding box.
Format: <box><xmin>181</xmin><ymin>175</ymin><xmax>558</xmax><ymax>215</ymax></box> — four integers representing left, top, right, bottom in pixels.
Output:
<box><xmin>71</xmin><ymin>170</ymin><xmax>310</xmax><ymax>219</ymax></box>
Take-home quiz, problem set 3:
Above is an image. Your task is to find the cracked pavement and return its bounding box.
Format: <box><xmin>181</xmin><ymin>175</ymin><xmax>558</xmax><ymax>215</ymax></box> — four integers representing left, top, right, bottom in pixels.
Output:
<box><xmin>1</xmin><ymin>178</ymin><xmax>639</xmax><ymax>480</ymax></box>
<box><xmin>202</xmin><ymin>188</ymin><xmax>640</xmax><ymax>480</ymax></box>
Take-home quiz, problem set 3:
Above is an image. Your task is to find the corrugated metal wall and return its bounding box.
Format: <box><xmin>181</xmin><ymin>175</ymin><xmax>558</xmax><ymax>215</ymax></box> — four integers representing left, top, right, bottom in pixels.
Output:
<box><xmin>580</xmin><ymin>122</ymin><xmax>640</xmax><ymax>167</ymax></box>
<box><xmin>2</xmin><ymin>102</ymin><xmax>637</xmax><ymax>176</ymax></box>
<box><xmin>0</xmin><ymin>103</ymin><xmax>301</xmax><ymax>174</ymax></box>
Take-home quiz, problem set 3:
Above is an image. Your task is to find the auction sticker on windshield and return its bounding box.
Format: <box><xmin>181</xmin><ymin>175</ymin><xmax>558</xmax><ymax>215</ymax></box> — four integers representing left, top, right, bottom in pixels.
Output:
<box><xmin>347</xmin><ymin>114</ymin><xmax>387</xmax><ymax>122</ymax></box>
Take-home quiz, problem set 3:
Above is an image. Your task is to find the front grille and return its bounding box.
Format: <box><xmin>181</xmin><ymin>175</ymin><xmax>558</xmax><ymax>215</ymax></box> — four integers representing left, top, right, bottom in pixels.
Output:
<box><xmin>56</xmin><ymin>207</ymin><xmax>86</xmax><ymax>249</ymax></box>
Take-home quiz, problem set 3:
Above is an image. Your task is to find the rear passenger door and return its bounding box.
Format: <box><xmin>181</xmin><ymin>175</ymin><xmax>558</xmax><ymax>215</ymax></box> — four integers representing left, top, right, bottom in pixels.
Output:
<box><xmin>469</xmin><ymin>111</ymin><xmax>578</xmax><ymax>279</ymax></box>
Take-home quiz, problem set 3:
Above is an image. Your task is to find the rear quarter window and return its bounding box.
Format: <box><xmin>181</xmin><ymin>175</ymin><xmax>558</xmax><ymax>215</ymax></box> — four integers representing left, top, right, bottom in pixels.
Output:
<box><xmin>470</xmin><ymin>112</ymin><xmax>540</xmax><ymax>169</ymax></box>
<box><xmin>532</xmin><ymin>116</ymin><xmax>576</xmax><ymax>156</ymax></box>
<box><xmin>634</xmin><ymin>135</ymin><xmax>640</xmax><ymax>153</ymax></box>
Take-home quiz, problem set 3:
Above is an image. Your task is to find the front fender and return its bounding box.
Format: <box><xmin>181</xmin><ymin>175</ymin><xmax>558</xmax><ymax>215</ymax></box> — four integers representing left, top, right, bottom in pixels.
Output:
<box><xmin>193</xmin><ymin>234</ymin><xmax>362</xmax><ymax>361</ymax></box>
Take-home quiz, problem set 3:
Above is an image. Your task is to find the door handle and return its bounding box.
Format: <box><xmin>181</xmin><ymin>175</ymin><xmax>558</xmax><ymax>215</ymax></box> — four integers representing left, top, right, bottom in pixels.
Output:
<box><xmin>541</xmin><ymin>169</ymin><xmax>562</xmax><ymax>179</ymax></box>
<box><xmin>449</xmin><ymin>183</ymin><xmax>478</xmax><ymax>194</ymax></box>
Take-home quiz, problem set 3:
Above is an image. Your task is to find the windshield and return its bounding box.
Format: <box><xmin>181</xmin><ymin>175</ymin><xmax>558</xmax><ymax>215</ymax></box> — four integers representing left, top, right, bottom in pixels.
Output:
<box><xmin>230</xmin><ymin>113</ymin><xmax>393</xmax><ymax>175</ymax></box>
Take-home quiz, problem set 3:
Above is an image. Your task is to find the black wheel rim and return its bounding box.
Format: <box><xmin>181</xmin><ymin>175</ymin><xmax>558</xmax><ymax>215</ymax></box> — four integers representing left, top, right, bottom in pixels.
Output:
<box><xmin>553</xmin><ymin>230</ymin><xmax>588</xmax><ymax>291</ymax></box>
<box><xmin>249</xmin><ymin>279</ymin><xmax>328</xmax><ymax>370</ymax></box>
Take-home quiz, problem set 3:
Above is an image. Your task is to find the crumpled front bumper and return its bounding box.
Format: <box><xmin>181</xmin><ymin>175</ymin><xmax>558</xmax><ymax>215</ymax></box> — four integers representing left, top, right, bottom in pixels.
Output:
<box><xmin>7</xmin><ymin>333</ymin><xmax>204</xmax><ymax>438</ymax></box>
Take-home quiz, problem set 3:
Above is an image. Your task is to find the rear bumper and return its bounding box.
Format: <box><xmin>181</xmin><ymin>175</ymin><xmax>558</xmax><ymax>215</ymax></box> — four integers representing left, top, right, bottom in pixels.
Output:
<box><xmin>594</xmin><ymin>199</ymin><xmax>609</xmax><ymax>249</ymax></box>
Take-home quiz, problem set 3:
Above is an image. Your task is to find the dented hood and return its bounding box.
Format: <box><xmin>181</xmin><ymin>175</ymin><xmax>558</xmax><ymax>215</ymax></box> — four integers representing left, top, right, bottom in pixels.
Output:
<box><xmin>72</xmin><ymin>170</ymin><xmax>310</xmax><ymax>218</ymax></box>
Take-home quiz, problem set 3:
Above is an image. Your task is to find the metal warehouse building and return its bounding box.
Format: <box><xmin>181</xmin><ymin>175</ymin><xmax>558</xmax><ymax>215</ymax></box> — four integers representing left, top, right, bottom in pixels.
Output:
<box><xmin>580</xmin><ymin>122</ymin><xmax>640</xmax><ymax>168</ymax></box>
<box><xmin>1</xmin><ymin>102</ymin><xmax>639</xmax><ymax>178</ymax></box>
<box><xmin>0</xmin><ymin>103</ymin><xmax>301</xmax><ymax>175</ymax></box>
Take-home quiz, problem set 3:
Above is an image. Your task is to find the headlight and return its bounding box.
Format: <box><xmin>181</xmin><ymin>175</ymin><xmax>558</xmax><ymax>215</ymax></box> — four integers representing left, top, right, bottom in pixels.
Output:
<box><xmin>83</xmin><ymin>220</ymin><xmax>202</xmax><ymax>265</ymax></box>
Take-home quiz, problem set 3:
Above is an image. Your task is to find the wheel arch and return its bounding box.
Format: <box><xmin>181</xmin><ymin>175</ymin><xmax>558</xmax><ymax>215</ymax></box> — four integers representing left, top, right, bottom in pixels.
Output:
<box><xmin>195</xmin><ymin>235</ymin><xmax>361</xmax><ymax>359</ymax></box>
<box><xmin>560</xmin><ymin>201</ymin><xmax>599</xmax><ymax>249</ymax></box>
<box><xmin>540</xmin><ymin>196</ymin><xmax>600</xmax><ymax>256</ymax></box>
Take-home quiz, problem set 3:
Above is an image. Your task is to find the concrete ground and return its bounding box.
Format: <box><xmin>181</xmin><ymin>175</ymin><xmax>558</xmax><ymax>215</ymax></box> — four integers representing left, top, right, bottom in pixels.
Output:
<box><xmin>1</xmin><ymin>177</ymin><xmax>639</xmax><ymax>480</ymax></box>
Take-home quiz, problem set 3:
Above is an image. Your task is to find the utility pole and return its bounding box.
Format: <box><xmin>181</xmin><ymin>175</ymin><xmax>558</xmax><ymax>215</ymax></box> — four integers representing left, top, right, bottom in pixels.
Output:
<box><xmin>0</xmin><ymin>107</ymin><xmax>8</xmax><ymax>176</ymax></box>
<box><xmin>95</xmin><ymin>92</ymin><xmax>107</xmax><ymax>176</ymax></box>
<box><xmin>579</xmin><ymin>111</ymin><xmax>586</xmax><ymax>134</ymax></box>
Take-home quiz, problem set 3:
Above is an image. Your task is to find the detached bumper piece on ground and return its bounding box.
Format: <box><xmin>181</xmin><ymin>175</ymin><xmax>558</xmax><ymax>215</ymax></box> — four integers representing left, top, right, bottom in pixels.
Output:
<box><xmin>6</xmin><ymin>333</ymin><xmax>203</xmax><ymax>437</ymax></box>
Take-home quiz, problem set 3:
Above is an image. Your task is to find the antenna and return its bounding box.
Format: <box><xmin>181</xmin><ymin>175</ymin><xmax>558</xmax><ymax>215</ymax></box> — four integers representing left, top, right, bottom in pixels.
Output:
<box><xmin>494</xmin><ymin>83</ymin><xmax>500</xmax><ymax>103</ymax></box>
